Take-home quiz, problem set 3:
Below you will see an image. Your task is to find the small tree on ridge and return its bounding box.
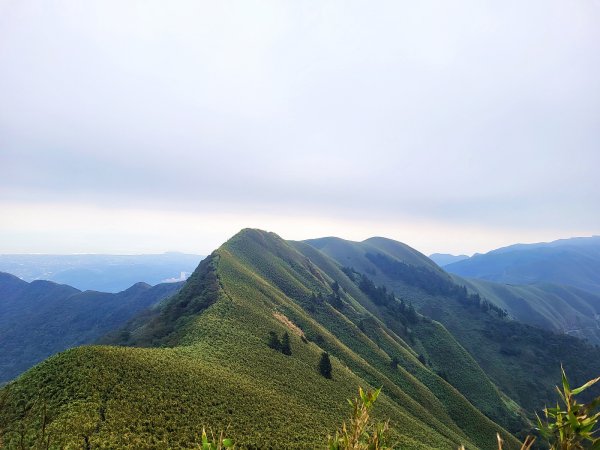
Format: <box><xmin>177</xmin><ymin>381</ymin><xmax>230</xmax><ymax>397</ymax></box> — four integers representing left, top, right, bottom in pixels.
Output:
<box><xmin>319</xmin><ymin>352</ymin><xmax>333</xmax><ymax>379</ymax></box>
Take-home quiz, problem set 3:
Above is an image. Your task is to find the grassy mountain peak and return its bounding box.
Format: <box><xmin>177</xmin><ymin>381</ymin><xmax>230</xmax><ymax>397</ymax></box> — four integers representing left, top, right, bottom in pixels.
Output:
<box><xmin>0</xmin><ymin>228</ymin><xmax>523</xmax><ymax>449</ymax></box>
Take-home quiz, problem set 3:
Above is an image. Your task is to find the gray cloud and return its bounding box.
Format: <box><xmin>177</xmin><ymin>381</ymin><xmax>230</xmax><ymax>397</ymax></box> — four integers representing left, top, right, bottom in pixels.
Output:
<box><xmin>1</xmin><ymin>0</ymin><xmax>599</xmax><ymax>252</ymax></box>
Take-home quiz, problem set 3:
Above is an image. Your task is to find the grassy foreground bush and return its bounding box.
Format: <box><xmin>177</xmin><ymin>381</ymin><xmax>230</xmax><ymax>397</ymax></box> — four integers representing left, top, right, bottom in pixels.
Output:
<box><xmin>328</xmin><ymin>367</ymin><xmax>600</xmax><ymax>450</ymax></box>
<box><xmin>328</xmin><ymin>387</ymin><xmax>392</xmax><ymax>450</ymax></box>
<box><xmin>494</xmin><ymin>367</ymin><xmax>600</xmax><ymax>450</ymax></box>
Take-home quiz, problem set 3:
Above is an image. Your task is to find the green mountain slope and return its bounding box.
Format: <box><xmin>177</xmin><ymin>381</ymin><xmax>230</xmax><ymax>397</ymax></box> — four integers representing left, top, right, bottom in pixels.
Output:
<box><xmin>456</xmin><ymin>276</ymin><xmax>600</xmax><ymax>344</ymax></box>
<box><xmin>0</xmin><ymin>272</ymin><xmax>183</xmax><ymax>383</ymax></box>
<box><xmin>306</xmin><ymin>236</ymin><xmax>444</xmax><ymax>275</ymax></box>
<box><xmin>306</xmin><ymin>236</ymin><xmax>600</xmax><ymax>414</ymax></box>
<box><xmin>0</xmin><ymin>230</ymin><xmax>521</xmax><ymax>449</ymax></box>
<box><xmin>290</xmin><ymin>241</ymin><xmax>523</xmax><ymax>433</ymax></box>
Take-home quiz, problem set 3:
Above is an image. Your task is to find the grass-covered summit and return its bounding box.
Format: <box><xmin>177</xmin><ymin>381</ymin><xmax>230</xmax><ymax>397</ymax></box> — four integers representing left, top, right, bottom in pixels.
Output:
<box><xmin>0</xmin><ymin>228</ymin><xmax>524</xmax><ymax>449</ymax></box>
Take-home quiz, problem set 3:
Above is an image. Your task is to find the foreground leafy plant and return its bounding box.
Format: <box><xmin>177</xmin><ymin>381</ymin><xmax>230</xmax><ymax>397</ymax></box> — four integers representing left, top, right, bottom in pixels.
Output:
<box><xmin>536</xmin><ymin>366</ymin><xmax>600</xmax><ymax>449</ymax></box>
<box><xmin>494</xmin><ymin>432</ymin><xmax>536</xmax><ymax>450</ymax></box>
<box><xmin>328</xmin><ymin>387</ymin><xmax>392</xmax><ymax>450</ymax></box>
<box><xmin>463</xmin><ymin>368</ymin><xmax>599</xmax><ymax>450</ymax></box>
<box><xmin>199</xmin><ymin>427</ymin><xmax>234</xmax><ymax>450</ymax></box>
<box><xmin>492</xmin><ymin>368</ymin><xmax>599</xmax><ymax>450</ymax></box>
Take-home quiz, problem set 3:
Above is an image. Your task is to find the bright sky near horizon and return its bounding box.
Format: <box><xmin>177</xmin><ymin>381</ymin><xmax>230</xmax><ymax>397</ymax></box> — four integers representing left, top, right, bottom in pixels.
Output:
<box><xmin>1</xmin><ymin>1</ymin><xmax>599</xmax><ymax>256</ymax></box>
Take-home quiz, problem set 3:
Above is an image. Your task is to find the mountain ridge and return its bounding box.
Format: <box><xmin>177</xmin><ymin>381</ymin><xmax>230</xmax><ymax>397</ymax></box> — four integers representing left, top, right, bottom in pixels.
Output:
<box><xmin>3</xmin><ymin>229</ymin><xmax>600</xmax><ymax>448</ymax></box>
<box><xmin>0</xmin><ymin>228</ymin><xmax>522</xmax><ymax>449</ymax></box>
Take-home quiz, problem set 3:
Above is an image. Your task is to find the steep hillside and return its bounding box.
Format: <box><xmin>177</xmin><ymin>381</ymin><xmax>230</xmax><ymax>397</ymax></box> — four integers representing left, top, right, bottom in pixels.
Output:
<box><xmin>456</xmin><ymin>276</ymin><xmax>600</xmax><ymax>344</ymax></box>
<box><xmin>445</xmin><ymin>236</ymin><xmax>600</xmax><ymax>295</ymax></box>
<box><xmin>290</xmin><ymin>241</ymin><xmax>523</xmax><ymax>433</ymax></box>
<box><xmin>0</xmin><ymin>230</ymin><xmax>521</xmax><ymax>449</ymax></box>
<box><xmin>0</xmin><ymin>272</ymin><xmax>182</xmax><ymax>383</ymax></box>
<box><xmin>307</xmin><ymin>236</ymin><xmax>600</xmax><ymax>414</ymax></box>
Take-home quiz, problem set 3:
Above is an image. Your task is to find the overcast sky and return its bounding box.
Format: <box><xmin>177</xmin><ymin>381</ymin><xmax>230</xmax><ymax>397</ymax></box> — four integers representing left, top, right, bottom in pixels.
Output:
<box><xmin>1</xmin><ymin>0</ymin><xmax>599</xmax><ymax>256</ymax></box>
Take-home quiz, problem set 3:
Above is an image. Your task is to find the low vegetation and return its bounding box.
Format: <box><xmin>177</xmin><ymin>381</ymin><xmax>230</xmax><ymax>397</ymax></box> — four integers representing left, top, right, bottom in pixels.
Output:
<box><xmin>198</xmin><ymin>428</ymin><xmax>234</xmax><ymax>450</ymax></box>
<box><xmin>328</xmin><ymin>368</ymin><xmax>600</xmax><ymax>450</ymax></box>
<box><xmin>4</xmin><ymin>369</ymin><xmax>596</xmax><ymax>449</ymax></box>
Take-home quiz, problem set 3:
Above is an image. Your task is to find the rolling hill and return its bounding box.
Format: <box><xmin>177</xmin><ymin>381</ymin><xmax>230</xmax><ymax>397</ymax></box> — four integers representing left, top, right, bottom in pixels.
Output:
<box><xmin>0</xmin><ymin>230</ymin><xmax>525</xmax><ymax>449</ymax></box>
<box><xmin>0</xmin><ymin>272</ymin><xmax>183</xmax><ymax>384</ymax></box>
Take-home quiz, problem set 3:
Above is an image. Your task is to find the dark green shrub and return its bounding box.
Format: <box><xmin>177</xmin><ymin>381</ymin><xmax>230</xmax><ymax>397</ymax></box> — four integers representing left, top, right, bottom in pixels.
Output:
<box><xmin>281</xmin><ymin>332</ymin><xmax>292</xmax><ymax>356</ymax></box>
<box><xmin>319</xmin><ymin>352</ymin><xmax>332</xmax><ymax>379</ymax></box>
<box><xmin>267</xmin><ymin>331</ymin><xmax>281</xmax><ymax>351</ymax></box>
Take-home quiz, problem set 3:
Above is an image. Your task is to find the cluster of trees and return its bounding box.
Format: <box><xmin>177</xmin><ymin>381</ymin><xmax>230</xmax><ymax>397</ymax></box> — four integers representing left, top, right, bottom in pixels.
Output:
<box><xmin>357</xmin><ymin>274</ymin><xmax>396</xmax><ymax>307</ymax></box>
<box><xmin>319</xmin><ymin>352</ymin><xmax>332</xmax><ymax>379</ymax></box>
<box><xmin>365</xmin><ymin>252</ymin><xmax>455</xmax><ymax>295</ymax></box>
<box><xmin>342</xmin><ymin>267</ymin><xmax>419</xmax><ymax>325</ymax></box>
<box><xmin>462</xmin><ymin>291</ymin><xmax>508</xmax><ymax>318</ymax></box>
<box><xmin>307</xmin><ymin>282</ymin><xmax>344</xmax><ymax>311</ymax></box>
<box><xmin>267</xmin><ymin>330</ymin><xmax>331</xmax><ymax>378</ymax></box>
<box><xmin>267</xmin><ymin>331</ymin><xmax>292</xmax><ymax>356</ymax></box>
<box><xmin>109</xmin><ymin>254</ymin><xmax>221</xmax><ymax>348</ymax></box>
<box><xmin>327</xmin><ymin>281</ymin><xmax>344</xmax><ymax>309</ymax></box>
<box><xmin>364</xmin><ymin>253</ymin><xmax>508</xmax><ymax>318</ymax></box>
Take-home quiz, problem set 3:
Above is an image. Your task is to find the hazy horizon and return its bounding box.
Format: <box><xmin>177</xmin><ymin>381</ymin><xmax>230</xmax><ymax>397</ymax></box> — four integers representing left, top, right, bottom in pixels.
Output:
<box><xmin>1</xmin><ymin>1</ymin><xmax>598</xmax><ymax>256</ymax></box>
<box><xmin>1</xmin><ymin>231</ymin><xmax>599</xmax><ymax>259</ymax></box>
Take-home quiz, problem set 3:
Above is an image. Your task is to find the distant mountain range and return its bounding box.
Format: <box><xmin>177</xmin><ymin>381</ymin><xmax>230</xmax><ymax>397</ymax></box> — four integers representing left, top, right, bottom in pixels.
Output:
<box><xmin>429</xmin><ymin>253</ymin><xmax>469</xmax><ymax>266</ymax></box>
<box><xmin>429</xmin><ymin>236</ymin><xmax>600</xmax><ymax>345</ymax></box>
<box><xmin>0</xmin><ymin>252</ymin><xmax>203</xmax><ymax>292</ymax></box>
<box><xmin>2</xmin><ymin>229</ymin><xmax>600</xmax><ymax>449</ymax></box>
<box><xmin>444</xmin><ymin>236</ymin><xmax>600</xmax><ymax>295</ymax></box>
<box><xmin>0</xmin><ymin>272</ymin><xmax>183</xmax><ymax>383</ymax></box>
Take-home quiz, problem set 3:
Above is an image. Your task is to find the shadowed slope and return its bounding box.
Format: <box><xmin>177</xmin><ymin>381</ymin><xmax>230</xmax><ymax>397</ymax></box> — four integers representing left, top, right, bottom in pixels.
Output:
<box><xmin>456</xmin><ymin>276</ymin><xmax>600</xmax><ymax>344</ymax></box>
<box><xmin>0</xmin><ymin>272</ymin><xmax>182</xmax><ymax>383</ymax></box>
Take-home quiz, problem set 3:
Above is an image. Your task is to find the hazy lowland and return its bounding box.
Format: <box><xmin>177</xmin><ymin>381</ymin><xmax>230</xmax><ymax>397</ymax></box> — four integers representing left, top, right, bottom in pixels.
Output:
<box><xmin>0</xmin><ymin>253</ymin><xmax>203</xmax><ymax>292</ymax></box>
